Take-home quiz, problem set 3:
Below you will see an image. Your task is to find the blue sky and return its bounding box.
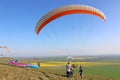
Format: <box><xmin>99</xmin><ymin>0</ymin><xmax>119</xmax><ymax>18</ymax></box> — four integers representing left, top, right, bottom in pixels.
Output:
<box><xmin>0</xmin><ymin>0</ymin><xmax>120</xmax><ymax>57</ymax></box>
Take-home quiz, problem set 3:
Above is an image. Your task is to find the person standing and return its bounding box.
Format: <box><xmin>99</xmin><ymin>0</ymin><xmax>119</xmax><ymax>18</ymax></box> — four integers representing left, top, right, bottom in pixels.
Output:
<box><xmin>66</xmin><ymin>62</ymin><xmax>71</xmax><ymax>77</ymax></box>
<box><xmin>78</xmin><ymin>65</ymin><xmax>84</xmax><ymax>79</ymax></box>
<box><xmin>70</xmin><ymin>64</ymin><xmax>74</xmax><ymax>77</ymax></box>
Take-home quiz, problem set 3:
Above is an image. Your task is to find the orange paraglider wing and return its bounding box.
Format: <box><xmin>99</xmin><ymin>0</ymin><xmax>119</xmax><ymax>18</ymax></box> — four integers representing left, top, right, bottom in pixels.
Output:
<box><xmin>36</xmin><ymin>5</ymin><xmax>106</xmax><ymax>34</ymax></box>
<box><xmin>0</xmin><ymin>46</ymin><xmax>9</xmax><ymax>53</ymax></box>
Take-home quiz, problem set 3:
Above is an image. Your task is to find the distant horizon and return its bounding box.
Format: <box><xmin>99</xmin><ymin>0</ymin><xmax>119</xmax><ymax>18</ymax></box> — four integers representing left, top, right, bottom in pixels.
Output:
<box><xmin>7</xmin><ymin>53</ymin><xmax>120</xmax><ymax>58</ymax></box>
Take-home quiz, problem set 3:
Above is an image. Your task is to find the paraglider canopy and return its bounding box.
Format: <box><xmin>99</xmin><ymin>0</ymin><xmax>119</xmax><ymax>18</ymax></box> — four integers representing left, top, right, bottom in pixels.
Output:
<box><xmin>67</xmin><ymin>56</ymin><xmax>73</xmax><ymax>62</ymax></box>
<box><xmin>0</xmin><ymin>46</ymin><xmax>9</xmax><ymax>53</ymax></box>
<box><xmin>35</xmin><ymin>4</ymin><xmax>106</xmax><ymax>34</ymax></box>
<box><xmin>0</xmin><ymin>46</ymin><xmax>9</xmax><ymax>56</ymax></box>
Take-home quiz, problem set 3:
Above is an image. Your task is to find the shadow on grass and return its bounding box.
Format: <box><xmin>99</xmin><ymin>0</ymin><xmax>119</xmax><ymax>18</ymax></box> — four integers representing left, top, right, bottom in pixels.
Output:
<box><xmin>54</xmin><ymin>73</ymin><xmax>66</xmax><ymax>77</ymax></box>
<box><xmin>0</xmin><ymin>63</ymin><xmax>9</xmax><ymax>66</ymax></box>
<box><xmin>38</xmin><ymin>77</ymin><xmax>44</xmax><ymax>80</ymax></box>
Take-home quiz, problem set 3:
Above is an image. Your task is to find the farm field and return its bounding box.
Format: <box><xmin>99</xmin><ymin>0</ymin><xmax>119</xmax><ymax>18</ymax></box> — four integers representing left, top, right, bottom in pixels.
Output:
<box><xmin>0</xmin><ymin>57</ymin><xmax>120</xmax><ymax>80</ymax></box>
<box><xmin>40</xmin><ymin>61</ymin><xmax>120</xmax><ymax>80</ymax></box>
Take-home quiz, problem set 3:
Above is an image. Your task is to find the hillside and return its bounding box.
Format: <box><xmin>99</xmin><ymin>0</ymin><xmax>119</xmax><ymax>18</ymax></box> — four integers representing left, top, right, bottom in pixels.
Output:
<box><xmin>0</xmin><ymin>57</ymin><xmax>119</xmax><ymax>80</ymax></box>
<box><xmin>0</xmin><ymin>63</ymin><xmax>114</xmax><ymax>80</ymax></box>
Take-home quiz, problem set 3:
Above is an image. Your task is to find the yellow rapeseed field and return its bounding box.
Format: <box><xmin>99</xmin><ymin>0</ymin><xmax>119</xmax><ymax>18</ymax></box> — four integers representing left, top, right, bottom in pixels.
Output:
<box><xmin>40</xmin><ymin>61</ymin><xmax>118</xmax><ymax>67</ymax></box>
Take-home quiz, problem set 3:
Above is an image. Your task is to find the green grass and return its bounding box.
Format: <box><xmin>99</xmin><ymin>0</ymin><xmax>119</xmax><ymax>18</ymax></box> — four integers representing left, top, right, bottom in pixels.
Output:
<box><xmin>83</xmin><ymin>64</ymin><xmax>120</xmax><ymax>80</ymax></box>
<box><xmin>40</xmin><ymin>62</ymin><xmax>120</xmax><ymax>80</ymax></box>
<box><xmin>1</xmin><ymin>57</ymin><xmax>120</xmax><ymax>80</ymax></box>
<box><xmin>40</xmin><ymin>61</ymin><xmax>120</xmax><ymax>80</ymax></box>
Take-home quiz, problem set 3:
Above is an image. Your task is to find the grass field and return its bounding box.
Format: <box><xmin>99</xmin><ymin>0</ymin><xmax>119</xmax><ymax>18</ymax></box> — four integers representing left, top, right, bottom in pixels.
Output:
<box><xmin>0</xmin><ymin>57</ymin><xmax>120</xmax><ymax>80</ymax></box>
<box><xmin>85</xmin><ymin>65</ymin><xmax>120</xmax><ymax>79</ymax></box>
<box><xmin>40</xmin><ymin>61</ymin><xmax>120</xmax><ymax>80</ymax></box>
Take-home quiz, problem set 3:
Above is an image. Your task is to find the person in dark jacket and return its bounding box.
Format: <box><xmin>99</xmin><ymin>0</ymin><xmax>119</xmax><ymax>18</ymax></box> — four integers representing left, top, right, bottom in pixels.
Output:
<box><xmin>78</xmin><ymin>65</ymin><xmax>84</xmax><ymax>79</ymax></box>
